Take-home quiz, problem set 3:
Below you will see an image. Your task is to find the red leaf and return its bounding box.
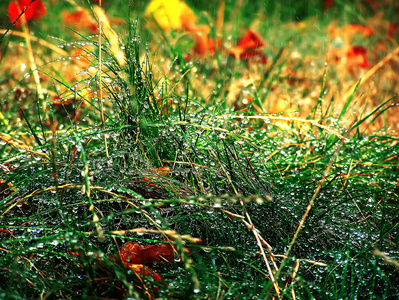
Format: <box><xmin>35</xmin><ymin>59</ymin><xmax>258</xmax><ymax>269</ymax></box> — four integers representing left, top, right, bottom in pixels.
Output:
<box><xmin>0</xmin><ymin>228</ymin><xmax>12</xmax><ymax>236</ymax></box>
<box><xmin>230</xmin><ymin>30</ymin><xmax>267</xmax><ymax>63</ymax></box>
<box><xmin>388</xmin><ymin>22</ymin><xmax>399</xmax><ymax>38</ymax></box>
<box><xmin>236</xmin><ymin>30</ymin><xmax>264</xmax><ymax>50</ymax></box>
<box><xmin>8</xmin><ymin>0</ymin><xmax>46</xmax><ymax>28</ymax></box>
<box><xmin>239</xmin><ymin>50</ymin><xmax>268</xmax><ymax>64</ymax></box>
<box><xmin>365</xmin><ymin>0</ymin><xmax>379</xmax><ymax>10</ymax></box>
<box><xmin>346</xmin><ymin>45</ymin><xmax>370</xmax><ymax>68</ymax></box>
<box><xmin>323</xmin><ymin>0</ymin><xmax>334</xmax><ymax>9</ymax></box>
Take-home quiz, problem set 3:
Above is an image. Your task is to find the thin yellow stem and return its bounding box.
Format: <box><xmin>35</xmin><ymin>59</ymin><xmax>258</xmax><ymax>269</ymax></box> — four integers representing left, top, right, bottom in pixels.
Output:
<box><xmin>18</xmin><ymin>1</ymin><xmax>44</xmax><ymax>102</ymax></box>
<box><xmin>97</xmin><ymin>1</ymin><xmax>109</xmax><ymax>159</ymax></box>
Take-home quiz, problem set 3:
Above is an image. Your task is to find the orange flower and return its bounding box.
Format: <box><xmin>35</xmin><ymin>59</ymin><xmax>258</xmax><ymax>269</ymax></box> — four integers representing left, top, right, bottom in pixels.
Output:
<box><xmin>8</xmin><ymin>0</ymin><xmax>46</xmax><ymax>28</ymax></box>
<box><xmin>230</xmin><ymin>30</ymin><xmax>267</xmax><ymax>63</ymax></box>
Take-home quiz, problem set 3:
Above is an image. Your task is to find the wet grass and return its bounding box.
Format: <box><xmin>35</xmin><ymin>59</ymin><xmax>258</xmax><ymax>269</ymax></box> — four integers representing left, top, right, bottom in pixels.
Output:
<box><xmin>1</xmin><ymin>0</ymin><xmax>398</xmax><ymax>299</ymax></box>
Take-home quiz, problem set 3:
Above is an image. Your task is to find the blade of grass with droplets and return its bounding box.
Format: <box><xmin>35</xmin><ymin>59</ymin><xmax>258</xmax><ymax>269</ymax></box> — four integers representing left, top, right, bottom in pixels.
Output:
<box><xmin>19</xmin><ymin>106</ymin><xmax>43</xmax><ymax>147</ymax></box>
<box><xmin>338</xmin><ymin>79</ymin><xmax>361</xmax><ymax>123</ymax></box>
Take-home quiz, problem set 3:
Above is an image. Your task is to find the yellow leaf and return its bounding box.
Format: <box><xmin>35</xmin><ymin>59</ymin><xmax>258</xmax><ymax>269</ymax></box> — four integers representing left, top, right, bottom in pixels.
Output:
<box><xmin>145</xmin><ymin>0</ymin><xmax>196</xmax><ymax>31</ymax></box>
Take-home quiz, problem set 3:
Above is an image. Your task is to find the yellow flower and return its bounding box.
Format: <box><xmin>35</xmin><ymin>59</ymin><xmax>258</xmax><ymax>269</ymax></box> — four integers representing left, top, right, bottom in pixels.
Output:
<box><xmin>145</xmin><ymin>0</ymin><xmax>196</xmax><ymax>30</ymax></box>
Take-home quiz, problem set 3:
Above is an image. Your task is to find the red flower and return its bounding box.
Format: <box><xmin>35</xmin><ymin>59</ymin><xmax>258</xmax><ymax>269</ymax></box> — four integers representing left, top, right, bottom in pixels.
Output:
<box><xmin>8</xmin><ymin>0</ymin><xmax>46</xmax><ymax>28</ymax></box>
<box><xmin>230</xmin><ymin>30</ymin><xmax>268</xmax><ymax>63</ymax></box>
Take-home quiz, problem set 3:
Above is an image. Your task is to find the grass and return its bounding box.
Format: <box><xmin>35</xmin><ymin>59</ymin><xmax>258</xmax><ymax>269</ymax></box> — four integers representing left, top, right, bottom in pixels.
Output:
<box><xmin>0</xmin><ymin>0</ymin><xmax>398</xmax><ymax>299</ymax></box>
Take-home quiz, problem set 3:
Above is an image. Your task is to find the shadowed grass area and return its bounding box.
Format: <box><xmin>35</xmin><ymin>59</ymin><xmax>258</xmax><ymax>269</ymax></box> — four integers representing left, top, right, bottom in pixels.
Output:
<box><xmin>0</xmin><ymin>0</ymin><xmax>398</xmax><ymax>299</ymax></box>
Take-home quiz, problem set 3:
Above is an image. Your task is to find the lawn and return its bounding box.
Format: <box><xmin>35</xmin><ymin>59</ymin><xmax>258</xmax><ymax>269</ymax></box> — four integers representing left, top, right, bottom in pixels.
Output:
<box><xmin>0</xmin><ymin>0</ymin><xmax>398</xmax><ymax>299</ymax></box>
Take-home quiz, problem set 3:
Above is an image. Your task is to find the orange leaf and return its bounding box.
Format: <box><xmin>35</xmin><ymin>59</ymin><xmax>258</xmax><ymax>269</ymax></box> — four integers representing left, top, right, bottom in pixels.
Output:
<box><xmin>0</xmin><ymin>180</ymin><xmax>14</xmax><ymax>199</ymax></box>
<box><xmin>345</xmin><ymin>24</ymin><xmax>373</xmax><ymax>36</ymax></box>
<box><xmin>61</xmin><ymin>10</ymin><xmax>98</xmax><ymax>34</ymax></box>
<box><xmin>125</xmin><ymin>264</ymin><xmax>163</xmax><ymax>282</ymax></box>
<box><xmin>149</xmin><ymin>167</ymin><xmax>171</xmax><ymax>176</ymax></box>
<box><xmin>119</xmin><ymin>242</ymin><xmax>176</xmax><ymax>265</ymax></box>
<box><xmin>132</xmin><ymin>167</ymin><xmax>170</xmax><ymax>185</ymax></box>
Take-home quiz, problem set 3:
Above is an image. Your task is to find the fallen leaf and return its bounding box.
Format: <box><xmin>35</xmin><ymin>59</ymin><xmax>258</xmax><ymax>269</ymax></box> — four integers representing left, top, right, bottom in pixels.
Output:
<box><xmin>193</xmin><ymin>33</ymin><xmax>220</xmax><ymax>56</ymax></box>
<box><xmin>236</xmin><ymin>30</ymin><xmax>264</xmax><ymax>50</ymax></box>
<box><xmin>125</xmin><ymin>264</ymin><xmax>163</xmax><ymax>282</ymax></box>
<box><xmin>344</xmin><ymin>24</ymin><xmax>373</xmax><ymax>36</ymax></box>
<box><xmin>51</xmin><ymin>96</ymin><xmax>74</xmax><ymax>107</ymax></box>
<box><xmin>388</xmin><ymin>22</ymin><xmax>399</xmax><ymax>38</ymax></box>
<box><xmin>230</xmin><ymin>30</ymin><xmax>267</xmax><ymax>63</ymax></box>
<box><xmin>119</xmin><ymin>242</ymin><xmax>176</xmax><ymax>265</ymax></box>
<box><xmin>323</xmin><ymin>0</ymin><xmax>334</xmax><ymax>9</ymax></box>
<box><xmin>365</xmin><ymin>0</ymin><xmax>380</xmax><ymax>10</ymax></box>
<box><xmin>346</xmin><ymin>45</ymin><xmax>370</xmax><ymax>68</ymax></box>
<box><xmin>148</xmin><ymin>167</ymin><xmax>171</xmax><ymax>177</ymax></box>
<box><xmin>328</xmin><ymin>44</ymin><xmax>371</xmax><ymax>73</ymax></box>
<box><xmin>61</xmin><ymin>10</ymin><xmax>98</xmax><ymax>34</ymax></box>
<box><xmin>130</xmin><ymin>167</ymin><xmax>171</xmax><ymax>198</ymax></box>
<box><xmin>145</xmin><ymin>0</ymin><xmax>196</xmax><ymax>31</ymax></box>
<box><xmin>0</xmin><ymin>228</ymin><xmax>12</xmax><ymax>236</ymax></box>
<box><xmin>132</xmin><ymin>167</ymin><xmax>170</xmax><ymax>184</ymax></box>
<box><xmin>0</xmin><ymin>180</ymin><xmax>15</xmax><ymax>199</ymax></box>
<box><xmin>328</xmin><ymin>22</ymin><xmax>373</xmax><ymax>42</ymax></box>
